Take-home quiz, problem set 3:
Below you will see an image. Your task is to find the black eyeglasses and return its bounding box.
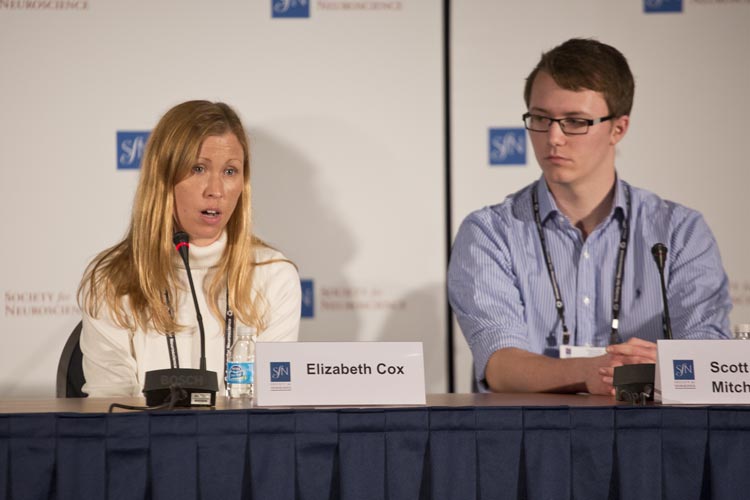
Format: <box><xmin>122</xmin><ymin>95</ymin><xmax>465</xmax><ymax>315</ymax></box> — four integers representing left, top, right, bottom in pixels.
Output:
<box><xmin>522</xmin><ymin>112</ymin><xmax>613</xmax><ymax>135</ymax></box>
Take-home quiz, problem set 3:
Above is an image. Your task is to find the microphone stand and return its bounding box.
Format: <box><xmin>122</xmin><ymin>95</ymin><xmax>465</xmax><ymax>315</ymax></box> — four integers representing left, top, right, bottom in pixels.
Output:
<box><xmin>652</xmin><ymin>243</ymin><xmax>673</xmax><ymax>340</ymax></box>
<box><xmin>142</xmin><ymin>232</ymin><xmax>218</xmax><ymax>407</ymax></box>
<box><xmin>613</xmin><ymin>243</ymin><xmax>672</xmax><ymax>404</ymax></box>
<box><xmin>176</xmin><ymin>234</ymin><xmax>208</xmax><ymax>371</ymax></box>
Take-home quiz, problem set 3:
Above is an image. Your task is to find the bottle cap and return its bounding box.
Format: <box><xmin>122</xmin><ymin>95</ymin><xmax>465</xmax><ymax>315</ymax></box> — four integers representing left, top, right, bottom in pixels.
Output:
<box><xmin>236</xmin><ymin>324</ymin><xmax>257</xmax><ymax>339</ymax></box>
<box><xmin>733</xmin><ymin>324</ymin><xmax>750</xmax><ymax>339</ymax></box>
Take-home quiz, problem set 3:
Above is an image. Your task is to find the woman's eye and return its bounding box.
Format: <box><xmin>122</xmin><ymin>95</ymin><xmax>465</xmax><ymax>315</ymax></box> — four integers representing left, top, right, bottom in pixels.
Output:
<box><xmin>192</xmin><ymin>165</ymin><xmax>205</xmax><ymax>174</ymax></box>
<box><xmin>224</xmin><ymin>168</ymin><xmax>237</xmax><ymax>176</ymax></box>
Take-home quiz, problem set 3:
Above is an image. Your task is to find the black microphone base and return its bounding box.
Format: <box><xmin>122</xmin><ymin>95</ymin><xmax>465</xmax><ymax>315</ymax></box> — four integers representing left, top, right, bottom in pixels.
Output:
<box><xmin>613</xmin><ymin>363</ymin><xmax>655</xmax><ymax>404</ymax></box>
<box><xmin>143</xmin><ymin>368</ymin><xmax>219</xmax><ymax>407</ymax></box>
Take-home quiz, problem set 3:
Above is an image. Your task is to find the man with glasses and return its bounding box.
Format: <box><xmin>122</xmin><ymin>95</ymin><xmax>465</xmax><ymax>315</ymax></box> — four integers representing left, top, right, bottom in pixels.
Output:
<box><xmin>448</xmin><ymin>38</ymin><xmax>731</xmax><ymax>395</ymax></box>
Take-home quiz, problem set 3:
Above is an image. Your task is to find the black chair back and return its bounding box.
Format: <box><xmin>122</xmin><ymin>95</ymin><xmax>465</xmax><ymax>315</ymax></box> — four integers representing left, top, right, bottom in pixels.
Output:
<box><xmin>56</xmin><ymin>321</ymin><xmax>87</xmax><ymax>398</ymax></box>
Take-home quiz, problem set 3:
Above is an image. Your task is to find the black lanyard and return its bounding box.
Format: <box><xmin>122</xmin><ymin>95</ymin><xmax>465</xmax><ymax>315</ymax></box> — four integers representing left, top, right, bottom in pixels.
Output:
<box><xmin>163</xmin><ymin>292</ymin><xmax>180</xmax><ymax>368</ymax></box>
<box><xmin>222</xmin><ymin>289</ymin><xmax>235</xmax><ymax>388</ymax></box>
<box><xmin>531</xmin><ymin>181</ymin><xmax>631</xmax><ymax>346</ymax></box>
<box><xmin>164</xmin><ymin>289</ymin><xmax>235</xmax><ymax>378</ymax></box>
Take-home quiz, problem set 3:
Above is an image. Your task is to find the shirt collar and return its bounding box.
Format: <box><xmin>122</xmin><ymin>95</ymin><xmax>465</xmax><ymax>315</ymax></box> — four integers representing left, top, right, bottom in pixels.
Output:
<box><xmin>535</xmin><ymin>177</ymin><xmax>557</xmax><ymax>223</ymax></box>
<box><xmin>535</xmin><ymin>174</ymin><xmax>628</xmax><ymax>224</ymax></box>
<box><xmin>611</xmin><ymin>176</ymin><xmax>628</xmax><ymax>222</ymax></box>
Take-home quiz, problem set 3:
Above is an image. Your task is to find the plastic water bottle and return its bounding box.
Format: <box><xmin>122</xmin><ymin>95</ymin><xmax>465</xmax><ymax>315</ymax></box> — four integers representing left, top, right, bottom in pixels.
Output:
<box><xmin>227</xmin><ymin>325</ymin><xmax>255</xmax><ymax>399</ymax></box>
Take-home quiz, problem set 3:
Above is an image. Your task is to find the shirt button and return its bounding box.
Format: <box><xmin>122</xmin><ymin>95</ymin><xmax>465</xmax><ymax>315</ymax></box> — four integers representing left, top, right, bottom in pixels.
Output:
<box><xmin>583</xmin><ymin>296</ymin><xmax>591</xmax><ymax>305</ymax></box>
<box><xmin>583</xmin><ymin>250</ymin><xmax>590</xmax><ymax>259</ymax></box>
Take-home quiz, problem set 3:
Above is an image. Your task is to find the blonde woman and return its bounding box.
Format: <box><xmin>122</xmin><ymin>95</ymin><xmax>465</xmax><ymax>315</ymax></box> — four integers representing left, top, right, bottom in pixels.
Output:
<box><xmin>78</xmin><ymin>100</ymin><xmax>301</xmax><ymax>398</ymax></box>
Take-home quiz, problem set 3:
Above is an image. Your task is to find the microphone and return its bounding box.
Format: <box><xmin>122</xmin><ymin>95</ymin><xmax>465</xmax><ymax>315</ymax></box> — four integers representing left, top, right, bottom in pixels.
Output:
<box><xmin>651</xmin><ymin>243</ymin><xmax>673</xmax><ymax>340</ymax></box>
<box><xmin>142</xmin><ymin>232</ymin><xmax>218</xmax><ymax>407</ymax></box>
<box><xmin>613</xmin><ymin>242</ymin><xmax>673</xmax><ymax>404</ymax></box>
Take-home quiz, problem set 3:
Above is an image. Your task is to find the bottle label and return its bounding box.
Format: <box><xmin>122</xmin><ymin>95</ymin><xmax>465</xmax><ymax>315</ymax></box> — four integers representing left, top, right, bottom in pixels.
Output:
<box><xmin>226</xmin><ymin>362</ymin><xmax>254</xmax><ymax>384</ymax></box>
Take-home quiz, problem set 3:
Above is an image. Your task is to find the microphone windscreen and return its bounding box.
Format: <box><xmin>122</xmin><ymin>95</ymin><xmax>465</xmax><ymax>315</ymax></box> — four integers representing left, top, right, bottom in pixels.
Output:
<box><xmin>651</xmin><ymin>243</ymin><xmax>667</xmax><ymax>267</ymax></box>
<box><xmin>173</xmin><ymin>231</ymin><xmax>189</xmax><ymax>248</ymax></box>
<box><xmin>173</xmin><ymin>231</ymin><xmax>190</xmax><ymax>264</ymax></box>
<box><xmin>651</xmin><ymin>243</ymin><xmax>667</xmax><ymax>256</ymax></box>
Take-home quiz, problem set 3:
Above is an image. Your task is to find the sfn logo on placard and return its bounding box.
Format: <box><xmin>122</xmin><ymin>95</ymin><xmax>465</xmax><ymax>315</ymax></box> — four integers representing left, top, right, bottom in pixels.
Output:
<box><xmin>301</xmin><ymin>279</ymin><xmax>314</xmax><ymax>318</ymax></box>
<box><xmin>271</xmin><ymin>362</ymin><xmax>291</xmax><ymax>382</ymax></box>
<box><xmin>272</xmin><ymin>0</ymin><xmax>309</xmax><ymax>18</ymax></box>
<box><xmin>673</xmin><ymin>359</ymin><xmax>695</xmax><ymax>380</ymax></box>
<box><xmin>644</xmin><ymin>0</ymin><xmax>682</xmax><ymax>13</ymax></box>
<box><xmin>117</xmin><ymin>131</ymin><xmax>150</xmax><ymax>170</ymax></box>
<box><xmin>489</xmin><ymin>128</ymin><xmax>526</xmax><ymax>166</ymax></box>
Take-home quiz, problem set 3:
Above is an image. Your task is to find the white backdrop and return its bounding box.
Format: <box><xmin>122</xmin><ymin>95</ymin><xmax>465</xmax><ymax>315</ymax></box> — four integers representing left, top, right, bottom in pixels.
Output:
<box><xmin>451</xmin><ymin>0</ymin><xmax>750</xmax><ymax>391</ymax></box>
<box><xmin>0</xmin><ymin>0</ymin><xmax>446</xmax><ymax>397</ymax></box>
<box><xmin>1</xmin><ymin>0</ymin><xmax>749</xmax><ymax>398</ymax></box>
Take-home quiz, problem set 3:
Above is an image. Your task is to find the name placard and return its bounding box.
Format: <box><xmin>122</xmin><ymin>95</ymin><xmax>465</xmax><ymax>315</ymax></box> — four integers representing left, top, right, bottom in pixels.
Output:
<box><xmin>655</xmin><ymin>339</ymin><xmax>750</xmax><ymax>404</ymax></box>
<box><xmin>254</xmin><ymin>341</ymin><xmax>426</xmax><ymax>406</ymax></box>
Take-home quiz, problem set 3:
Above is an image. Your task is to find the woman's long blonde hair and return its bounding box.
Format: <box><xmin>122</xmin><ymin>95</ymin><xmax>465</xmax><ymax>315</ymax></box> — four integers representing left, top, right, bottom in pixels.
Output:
<box><xmin>79</xmin><ymin>100</ymin><xmax>273</xmax><ymax>334</ymax></box>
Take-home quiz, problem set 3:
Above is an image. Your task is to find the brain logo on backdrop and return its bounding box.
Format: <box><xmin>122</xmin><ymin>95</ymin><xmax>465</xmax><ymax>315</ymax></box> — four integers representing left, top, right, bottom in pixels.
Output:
<box><xmin>644</xmin><ymin>0</ymin><xmax>682</xmax><ymax>13</ymax></box>
<box><xmin>117</xmin><ymin>131</ymin><xmax>150</xmax><ymax>170</ymax></box>
<box><xmin>488</xmin><ymin>128</ymin><xmax>526</xmax><ymax>166</ymax></box>
<box><xmin>272</xmin><ymin>0</ymin><xmax>310</xmax><ymax>18</ymax></box>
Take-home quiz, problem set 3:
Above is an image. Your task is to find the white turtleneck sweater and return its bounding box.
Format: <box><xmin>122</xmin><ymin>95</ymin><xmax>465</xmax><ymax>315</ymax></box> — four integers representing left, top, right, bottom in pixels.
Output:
<box><xmin>80</xmin><ymin>232</ymin><xmax>301</xmax><ymax>398</ymax></box>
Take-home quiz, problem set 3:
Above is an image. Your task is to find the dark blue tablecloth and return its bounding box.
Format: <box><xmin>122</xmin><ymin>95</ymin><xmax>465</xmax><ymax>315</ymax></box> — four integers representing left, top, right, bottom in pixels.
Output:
<box><xmin>2</xmin><ymin>405</ymin><xmax>749</xmax><ymax>499</ymax></box>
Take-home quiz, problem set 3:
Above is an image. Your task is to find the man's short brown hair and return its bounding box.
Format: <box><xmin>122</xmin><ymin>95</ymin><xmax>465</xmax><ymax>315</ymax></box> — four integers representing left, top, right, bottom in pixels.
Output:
<box><xmin>524</xmin><ymin>38</ymin><xmax>635</xmax><ymax>117</ymax></box>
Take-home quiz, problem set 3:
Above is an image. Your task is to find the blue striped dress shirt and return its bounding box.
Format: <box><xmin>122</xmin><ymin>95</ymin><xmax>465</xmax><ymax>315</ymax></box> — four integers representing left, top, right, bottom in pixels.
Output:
<box><xmin>448</xmin><ymin>177</ymin><xmax>732</xmax><ymax>387</ymax></box>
